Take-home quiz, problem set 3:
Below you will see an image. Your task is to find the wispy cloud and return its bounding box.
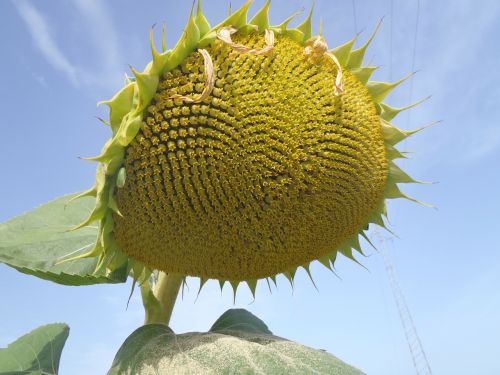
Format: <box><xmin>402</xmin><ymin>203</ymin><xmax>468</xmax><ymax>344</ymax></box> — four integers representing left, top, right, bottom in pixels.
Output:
<box><xmin>13</xmin><ymin>0</ymin><xmax>125</xmax><ymax>90</ymax></box>
<box><xmin>72</xmin><ymin>0</ymin><xmax>125</xmax><ymax>88</ymax></box>
<box><xmin>13</xmin><ymin>0</ymin><xmax>80</xmax><ymax>86</ymax></box>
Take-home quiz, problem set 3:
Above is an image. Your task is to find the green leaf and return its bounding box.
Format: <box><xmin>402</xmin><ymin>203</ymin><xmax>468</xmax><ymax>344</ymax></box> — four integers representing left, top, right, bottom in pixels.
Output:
<box><xmin>0</xmin><ymin>194</ymin><xmax>128</xmax><ymax>286</ymax></box>
<box><xmin>0</xmin><ymin>323</ymin><xmax>69</xmax><ymax>375</ymax></box>
<box><xmin>209</xmin><ymin>308</ymin><xmax>272</xmax><ymax>335</ymax></box>
<box><xmin>108</xmin><ymin>309</ymin><xmax>365</xmax><ymax>375</ymax></box>
<box><xmin>108</xmin><ymin>325</ymin><xmax>175</xmax><ymax>375</ymax></box>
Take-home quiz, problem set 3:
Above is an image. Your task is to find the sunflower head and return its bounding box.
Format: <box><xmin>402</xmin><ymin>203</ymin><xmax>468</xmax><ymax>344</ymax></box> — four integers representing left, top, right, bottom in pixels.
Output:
<box><xmin>67</xmin><ymin>0</ymin><xmax>428</xmax><ymax>294</ymax></box>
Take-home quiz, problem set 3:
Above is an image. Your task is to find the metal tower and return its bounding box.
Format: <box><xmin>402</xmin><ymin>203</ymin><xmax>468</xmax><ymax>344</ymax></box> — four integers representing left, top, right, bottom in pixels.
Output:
<box><xmin>376</xmin><ymin>235</ymin><xmax>433</xmax><ymax>375</ymax></box>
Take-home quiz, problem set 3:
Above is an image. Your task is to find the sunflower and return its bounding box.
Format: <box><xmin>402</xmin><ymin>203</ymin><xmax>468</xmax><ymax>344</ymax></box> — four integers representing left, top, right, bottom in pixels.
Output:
<box><xmin>64</xmin><ymin>0</ymin><xmax>426</xmax><ymax>298</ymax></box>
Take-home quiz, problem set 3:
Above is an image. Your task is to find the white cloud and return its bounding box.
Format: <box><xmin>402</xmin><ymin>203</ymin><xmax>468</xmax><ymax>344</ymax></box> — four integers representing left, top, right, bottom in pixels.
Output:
<box><xmin>13</xmin><ymin>0</ymin><xmax>80</xmax><ymax>86</ymax></box>
<box><xmin>13</xmin><ymin>0</ymin><xmax>125</xmax><ymax>89</ymax></box>
<box><xmin>72</xmin><ymin>0</ymin><xmax>125</xmax><ymax>88</ymax></box>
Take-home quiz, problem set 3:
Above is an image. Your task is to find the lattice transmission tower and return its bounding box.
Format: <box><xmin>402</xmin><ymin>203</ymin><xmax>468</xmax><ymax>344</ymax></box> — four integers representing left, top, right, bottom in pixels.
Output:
<box><xmin>374</xmin><ymin>234</ymin><xmax>433</xmax><ymax>375</ymax></box>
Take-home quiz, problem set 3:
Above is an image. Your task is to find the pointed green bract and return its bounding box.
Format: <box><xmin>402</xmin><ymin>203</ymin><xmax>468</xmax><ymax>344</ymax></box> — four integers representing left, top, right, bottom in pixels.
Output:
<box><xmin>389</xmin><ymin>162</ymin><xmax>419</xmax><ymax>184</ymax></box>
<box><xmin>219</xmin><ymin>279</ymin><xmax>226</xmax><ymax>292</ymax></box>
<box><xmin>283</xmin><ymin>269</ymin><xmax>296</xmax><ymax>288</ymax></box>
<box><xmin>130</xmin><ymin>67</ymin><xmax>159</xmax><ymax>113</ymax></box>
<box><xmin>149</xmin><ymin>28</ymin><xmax>171</xmax><ymax>76</ymax></box>
<box><xmin>367</xmin><ymin>72</ymin><xmax>415</xmax><ymax>103</ymax></box>
<box><xmin>158</xmin><ymin>25</ymin><xmax>165</xmax><ymax>53</ymax></box>
<box><xmin>330</xmin><ymin>35</ymin><xmax>357</xmax><ymax>66</ymax></box>
<box><xmin>273</xmin><ymin>10</ymin><xmax>302</xmax><ymax>31</ymax></box>
<box><xmin>351</xmin><ymin>66</ymin><xmax>378</xmax><ymax>84</ymax></box>
<box><xmin>249</xmin><ymin>0</ymin><xmax>271</xmax><ymax>31</ymax></box>
<box><xmin>384</xmin><ymin>183</ymin><xmax>433</xmax><ymax>208</ymax></box>
<box><xmin>270</xmin><ymin>10</ymin><xmax>303</xmax><ymax>41</ymax></box>
<box><xmin>246</xmin><ymin>279</ymin><xmax>258</xmax><ymax>298</ymax></box>
<box><xmin>303</xmin><ymin>264</ymin><xmax>319</xmax><ymax>290</ymax></box>
<box><xmin>214</xmin><ymin>0</ymin><xmax>252</xmax><ymax>29</ymax></box>
<box><xmin>385</xmin><ymin>144</ymin><xmax>407</xmax><ymax>160</ymax></box>
<box><xmin>381</xmin><ymin>118</ymin><xmax>426</xmax><ymax>145</ymax></box>
<box><xmin>318</xmin><ymin>255</ymin><xmax>333</xmax><ymax>271</ymax></box>
<box><xmin>296</xmin><ymin>0</ymin><xmax>315</xmax><ymax>41</ymax></box>
<box><xmin>196</xmin><ymin>0</ymin><xmax>211</xmax><ymax>37</ymax></box>
<box><xmin>164</xmin><ymin>8</ymin><xmax>201</xmax><ymax>72</ymax></box>
<box><xmin>347</xmin><ymin>19</ymin><xmax>383</xmax><ymax>69</ymax></box>
<box><xmin>379</xmin><ymin>96</ymin><xmax>431</xmax><ymax>121</ymax></box>
<box><xmin>98</xmin><ymin>83</ymin><xmax>135</xmax><ymax>134</ymax></box>
<box><xmin>197</xmin><ymin>277</ymin><xmax>208</xmax><ymax>297</ymax></box>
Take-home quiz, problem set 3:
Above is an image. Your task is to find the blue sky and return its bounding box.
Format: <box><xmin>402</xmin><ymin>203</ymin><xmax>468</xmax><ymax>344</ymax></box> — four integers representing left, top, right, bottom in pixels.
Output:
<box><xmin>1</xmin><ymin>0</ymin><xmax>499</xmax><ymax>374</ymax></box>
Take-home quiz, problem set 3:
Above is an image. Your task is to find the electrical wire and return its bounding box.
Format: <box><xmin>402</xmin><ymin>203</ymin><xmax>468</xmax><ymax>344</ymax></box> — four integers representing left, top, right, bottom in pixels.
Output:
<box><xmin>406</xmin><ymin>0</ymin><xmax>421</xmax><ymax>128</ymax></box>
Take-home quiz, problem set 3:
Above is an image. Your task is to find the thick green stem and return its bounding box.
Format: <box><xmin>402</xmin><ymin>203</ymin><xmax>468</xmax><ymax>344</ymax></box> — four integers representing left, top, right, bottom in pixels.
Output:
<box><xmin>141</xmin><ymin>272</ymin><xmax>183</xmax><ymax>326</ymax></box>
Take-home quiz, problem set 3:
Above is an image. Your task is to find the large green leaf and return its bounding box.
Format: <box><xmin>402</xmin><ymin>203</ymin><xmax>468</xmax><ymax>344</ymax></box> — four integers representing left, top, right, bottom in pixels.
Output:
<box><xmin>0</xmin><ymin>323</ymin><xmax>69</xmax><ymax>375</ymax></box>
<box><xmin>108</xmin><ymin>309</ymin><xmax>365</xmax><ymax>375</ymax></box>
<box><xmin>0</xmin><ymin>194</ymin><xmax>127</xmax><ymax>285</ymax></box>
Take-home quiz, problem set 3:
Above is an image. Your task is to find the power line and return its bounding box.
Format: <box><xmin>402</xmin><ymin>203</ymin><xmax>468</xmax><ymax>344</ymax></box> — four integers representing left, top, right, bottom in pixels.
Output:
<box><xmin>389</xmin><ymin>0</ymin><xmax>394</xmax><ymax>81</ymax></box>
<box><xmin>351</xmin><ymin>0</ymin><xmax>358</xmax><ymax>34</ymax></box>
<box><xmin>406</xmin><ymin>0</ymin><xmax>421</xmax><ymax>128</ymax></box>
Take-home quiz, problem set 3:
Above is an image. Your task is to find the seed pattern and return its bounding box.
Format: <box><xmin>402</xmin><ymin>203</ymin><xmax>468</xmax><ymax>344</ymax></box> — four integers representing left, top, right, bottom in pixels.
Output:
<box><xmin>114</xmin><ymin>32</ymin><xmax>387</xmax><ymax>280</ymax></box>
